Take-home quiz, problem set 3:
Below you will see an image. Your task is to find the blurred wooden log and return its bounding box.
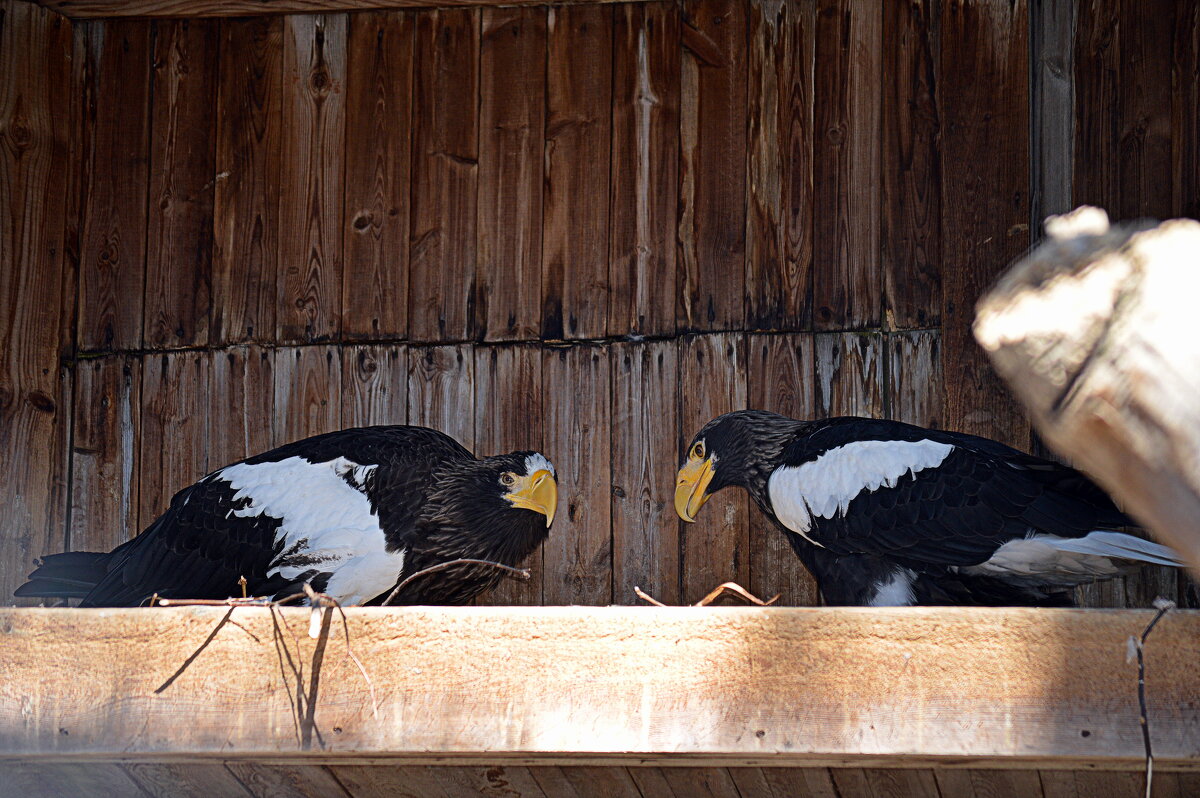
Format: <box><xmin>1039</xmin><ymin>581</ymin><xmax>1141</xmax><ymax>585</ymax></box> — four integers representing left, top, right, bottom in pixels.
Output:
<box><xmin>975</xmin><ymin>206</ymin><xmax>1200</xmax><ymax>580</ymax></box>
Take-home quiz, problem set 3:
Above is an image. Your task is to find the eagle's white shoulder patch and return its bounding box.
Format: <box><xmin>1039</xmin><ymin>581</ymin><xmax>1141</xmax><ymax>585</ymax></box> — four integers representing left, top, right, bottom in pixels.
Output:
<box><xmin>768</xmin><ymin>439</ymin><xmax>954</xmax><ymax>544</ymax></box>
<box><xmin>215</xmin><ymin>456</ymin><xmax>403</xmax><ymax>605</ymax></box>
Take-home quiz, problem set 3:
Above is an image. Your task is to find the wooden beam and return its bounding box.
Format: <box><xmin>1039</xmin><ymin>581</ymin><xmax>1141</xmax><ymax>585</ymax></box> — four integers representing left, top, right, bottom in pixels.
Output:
<box><xmin>35</xmin><ymin>0</ymin><xmax>625</xmax><ymax>19</ymax></box>
<box><xmin>975</xmin><ymin>208</ymin><xmax>1200</xmax><ymax>580</ymax></box>
<box><xmin>2</xmin><ymin>605</ymin><xmax>1199</xmax><ymax>768</ymax></box>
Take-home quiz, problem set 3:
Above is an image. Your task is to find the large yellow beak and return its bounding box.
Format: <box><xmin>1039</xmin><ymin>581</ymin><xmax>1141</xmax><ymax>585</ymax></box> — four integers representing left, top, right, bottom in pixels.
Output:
<box><xmin>506</xmin><ymin>469</ymin><xmax>558</xmax><ymax>527</ymax></box>
<box><xmin>674</xmin><ymin>457</ymin><xmax>715</xmax><ymax>523</ymax></box>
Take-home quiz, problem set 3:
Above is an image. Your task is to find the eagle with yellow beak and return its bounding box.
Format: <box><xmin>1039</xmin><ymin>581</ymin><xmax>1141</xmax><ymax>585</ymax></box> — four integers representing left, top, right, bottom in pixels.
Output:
<box><xmin>17</xmin><ymin>426</ymin><xmax>557</xmax><ymax>607</ymax></box>
<box><xmin>676</xmin><ymin>410</ymin><xmax>1184</xmax><ymax>606</ymax></box>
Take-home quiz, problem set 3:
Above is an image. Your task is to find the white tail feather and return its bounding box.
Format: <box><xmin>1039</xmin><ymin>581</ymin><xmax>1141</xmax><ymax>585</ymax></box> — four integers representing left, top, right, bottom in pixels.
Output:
<box><xmin>1050</xmin><ymin>531</ymin><xmax>1184</xmax><ymax>568</ymax></box>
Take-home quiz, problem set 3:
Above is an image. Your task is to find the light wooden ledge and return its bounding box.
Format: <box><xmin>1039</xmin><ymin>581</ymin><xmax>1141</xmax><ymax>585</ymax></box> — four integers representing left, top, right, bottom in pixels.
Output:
<box><xmin>32</xmin><ymin>0</ymin><xmax>624</xmax><ymax>19</ymax></box>
<box><xmin>1</xmin><ymin>606</ymin><xmax>1198</xmax><ymax>770</ymax></box>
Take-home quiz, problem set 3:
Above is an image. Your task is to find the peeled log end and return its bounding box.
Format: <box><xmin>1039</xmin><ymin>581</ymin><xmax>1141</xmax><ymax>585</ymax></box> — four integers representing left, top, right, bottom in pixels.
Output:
<box><xmin>975</xmin><ymin>206</ymin><xmax>1200</xmax><ymax>581</ymax></box>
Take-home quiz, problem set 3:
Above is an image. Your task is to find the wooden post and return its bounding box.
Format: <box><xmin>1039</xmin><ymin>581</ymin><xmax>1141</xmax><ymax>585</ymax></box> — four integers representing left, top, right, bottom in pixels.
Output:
<box><xmin>975</xmin><ymin>206</ymin><xmax>1200</xmax><ymax>580</ymax></box>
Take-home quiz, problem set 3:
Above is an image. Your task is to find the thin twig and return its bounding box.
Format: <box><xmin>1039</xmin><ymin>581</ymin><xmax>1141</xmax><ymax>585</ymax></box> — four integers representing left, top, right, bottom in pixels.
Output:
<box><xmin>1129</xmin><ymin>597</ymin><xmax>1175</xmax><ymax>798</ymax></box>
<box><xmin>633</xmin><ymin>586</ymin><xmax>668</xmax><ymax>607</ymax></box>
<box><xmin>381</xmin><ymin>559</ymin><xmax>531</xmax><ymax>606</ymax></box>
<box><xmin>635</xmin><ymin>581</ymin><xmax>780</xmax><ymax>608</ymax></box>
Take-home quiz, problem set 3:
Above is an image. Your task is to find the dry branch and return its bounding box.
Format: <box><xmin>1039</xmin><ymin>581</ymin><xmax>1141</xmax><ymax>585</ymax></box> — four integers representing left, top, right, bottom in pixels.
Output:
<box><xmin>975</xmin><ymin>207</ymin><xmax>1200</xmax><ymax>580</ymax></box>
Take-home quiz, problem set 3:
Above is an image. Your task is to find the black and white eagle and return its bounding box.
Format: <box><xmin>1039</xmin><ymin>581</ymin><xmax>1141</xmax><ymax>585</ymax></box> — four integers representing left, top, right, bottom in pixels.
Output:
<box><xmin>16</xmin><ymin>426</ymin><xmax>557</xmax><ymax>607</ymax></box>
<box><xmin>675</xmin><ymin>410</ymin><xmax>1184</xmax><ymax>606</ymax></box>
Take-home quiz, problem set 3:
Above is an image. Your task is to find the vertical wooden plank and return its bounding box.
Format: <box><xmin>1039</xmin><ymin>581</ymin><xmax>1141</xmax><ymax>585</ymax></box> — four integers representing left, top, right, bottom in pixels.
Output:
<box><xmin>939</xmin><ymin>0</ymin><xmax>1030</xmax><ymax>449</ymax></box>
<box><xmin>812</xmin><ymin>0</ymin><xmax>881</xmax><ymax>331</ymax></box>
<box><xmin>212</xmin><ymin>16</ymin><xmax>281</xmax><ymax>344</ymax></box>
<box><xmin>77</xmin><ymin>19</ymin><xmax>152</xmax><ymax>352</ymax></box>
<box><xmin>609</xmin><ymin>2</ymin><xmax>680</xmax><ymax>338</ymax></box>
<box><xmin>881</xmin><ymin>0</ymin><xmax>941</xmax><ymax>327</ymax></box>
<box><xmin>746</xmin><ymin>333</ymin><xmax>819</xmax><ymax>606</ymax></box>
<box><xmin>860</xmin><ymin>769</ymin><xmax>943</xmax><ymax>798</ymax></box>
<box><xmin>278</xmin><ymin>13</ymin><xmax>346</xmax><ymax>343</ymax></box>
<box><xmin>138</xmin><ymin>352</ymin><xmax>211</xmax><ymax>534</ymax></box>
<box><xmin>815</xmin><ymin>331</ymin><xmax>883</xmax><ymax>418</ymax></box>
<box><xmin>477</xmin><ymin>7</ymin><xmax>545</xmax><ymax>342</ymax></box>
<box><xmin>4</xmin><ymin>763</ymin><xmax>153</xmax><ymax>798</ymax></box>
<box><xmin>887</xmin><ymin>329</ymin><xmax>942</xmax><ymax>429</ymax></box>
<box><xmin>429</xmin><ymin>766</ymin><xmax>550</xmax><ymax>798</ymax></box>
<box><xmin>343</xmin><ymin>10</ymin><xmax>412</xmax><ymax>341</ymax></box>
<box><xmin>936</xmin><ymin>768</ymin><xmax>1048</xmax><ymax>798</ymax></box>
<box><xmin>1118</xmin><ymin>0</ymin><xmax>1174</xmax><ymax>220</ymax></box>
<box><xmin>408</xmin><ymin>8</ymin><xmax>479</xmax><ymax>343</ymax></box>
<box><xmin>70</xmin><ymin>357</ymin><xmax>141</xmax><ymax>554</ymax></box>
<box><xmin>746</xmin><ymin>0</ymin><xmax>814</xmax><ymax>332</ymax></box>
<box><xmin>1174</xmin><ymin>1</ymin><xmax>1200</xmax><ymax>219</ymax></box>
<box><xmin>679</xmin><ymin>0</ymin><xmax>747</xmax><ymax>332</ymax></box>
<box><xmin>473</xmin><ymin>344</ymin><xmax>544</xmax><ymax>605</ymax></box>
<box><xmin>611</xmin><ymin>340</ymin><xmax>680</xmax><ymax>605</ymax></box>
<box><xmin>341</xmin><ymin>344</ymin><xmax>408</xmax><ymax>428</ymax></box>
<box><xmin>406</xmin><ymin>344</ymin><xmax>474</xmax><ymax>448</ymax></box>
<box><xmin>1072</xmin><ymin>0</ymin><xmax>1120</xmax><ymax>213</ymax></box>
<box><xmin>1030</xmin><ymin>0</ymin><xmax>1075</xmax><ymax>234</ymax></box>
<box><xmin>528</xmin><ymin>766</ymin><xmax>643</xmax><ymax>798</ymax></box>
<box><xmin>273</xmin><ymin>346</ymin><xmax>341</xmax><ymax>446</ymax></box>
<box><xmin>1</xmin><ymin>1</ymin><xmax>74</xmax><ymax>601</ymax></box>
<box><xmin>209</xmin><ymin>345</ymin><xmax>274</xmax><ymax>469</ymax></box>
<box><xmin>542</xmin><ymin>5</ymin><xmax>612</xmax><ymax>340</ymax></box>
<box><xmin>755</xmin><ymin>768</ymin><xmax>841</xmax><ymax>798</ymax></box>
<box><xmin>680</xmin><ymin>333</ymin><xmax>748</xmax><ymax>602</ymax></box>
<box><xmin>328</xmin><ymin>765</ymin><xmax>451</xmax><ymax>798</ymax></box>
<box><xmin>542</xmin><ymin>345</ymin><xmax>612</xmax><ymax>605</ymax></box>
<box><xmin>144</xmin><ymin>19</ymin><xmax>218</xmax><ymax>350</ymax></box>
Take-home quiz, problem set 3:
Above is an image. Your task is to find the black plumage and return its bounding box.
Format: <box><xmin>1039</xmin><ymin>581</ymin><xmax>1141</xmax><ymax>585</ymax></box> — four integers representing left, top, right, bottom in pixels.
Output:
<box><xmin>675</xmin><ymin>410</ymin><xmax>1183</xmax><ymax>606</ymax></box>
<box><xmin>17</xmin><ymin>426</ymin><xmax>557</xmax><ymax>607</ymax></box>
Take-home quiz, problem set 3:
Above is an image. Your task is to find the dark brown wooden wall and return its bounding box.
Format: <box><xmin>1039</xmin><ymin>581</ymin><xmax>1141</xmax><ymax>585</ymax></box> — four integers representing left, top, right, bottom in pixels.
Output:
<box><xmin>2</xmin><ymin>0</ymin><xmax>1198</xmax><ymax>608</ymax></box>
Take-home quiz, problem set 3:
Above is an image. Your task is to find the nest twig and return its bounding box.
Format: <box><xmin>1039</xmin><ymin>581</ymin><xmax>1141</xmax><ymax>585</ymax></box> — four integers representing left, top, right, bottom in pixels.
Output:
<box><xmin>635</xmin><ymin>581</ymin><xmax>780</xmax><ymax>607</ymax></box>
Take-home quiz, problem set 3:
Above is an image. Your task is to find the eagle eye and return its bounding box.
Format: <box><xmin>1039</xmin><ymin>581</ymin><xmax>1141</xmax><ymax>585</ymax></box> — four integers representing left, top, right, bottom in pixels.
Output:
<box><xmin>691</xmin><ymin>441</ymin><xmax>706</xmax><ymax>460</ymax></box>
<box><xmin>500</xmin><ymin>472</ymin><xmax>517</xmax><ymax>487</ymax></box>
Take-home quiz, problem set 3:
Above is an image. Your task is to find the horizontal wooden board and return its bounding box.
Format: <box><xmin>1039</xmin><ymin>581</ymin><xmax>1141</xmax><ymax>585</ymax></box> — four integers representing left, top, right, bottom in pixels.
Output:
<box><xmin>1</xmin><ymin>606</ymin><xmax>1199</xmax><ymax>769</ymax></box>
<box><xmin>36</xmin><ymin>0</ymin><xmax>628</xmax><ymax>18</ymax></box>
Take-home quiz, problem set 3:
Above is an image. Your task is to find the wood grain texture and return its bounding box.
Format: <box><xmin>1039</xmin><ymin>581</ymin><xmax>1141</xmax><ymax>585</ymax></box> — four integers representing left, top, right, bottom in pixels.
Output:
<box><xmin>124</xmin><ymin>763</ymin><xmax>255</xmax><ymax>797</ymax></box>
<box><xmin>1030</xmin><ymin>0</ymin><xmax>1074</xmax><ymax>232</ymax></box>
<box><xmin>0</xmin><ymin>763</ymin><xmax>150</xmax><ymax>798</ymax></box>
<box><xmin>341</xmin><ymin>344</ymin><xmax>407</xmax><ymax>428</ymax></box>
<box><xmin>814</xmin><ymin>332</ymin><xmax>882</xmax><ymax>418</ymax></box>
<box><xmin>4</xmin><ymin>606</ymin><xmax>1200</xmax><ymax>768</ymax></box>
<box><xmin>746</xmin><ymin>333</ymin><xmax>819</xmax><ymax>606</ymax></box>
<box><xmin>329</xmin><ymin>764</ymin><xmax>455</xmax><ymax>798</ymax></box>
<box><xmin>679</xmin><ymin>0</ymin><xmax>746</xmax><ymax>332</ymax></box>
<box><xmin>209</xmin><ymin>345</ymin><xmax>275</xmax><ymax>469</ymax></box>
<box><xmin>1117</xmin><ymin>0</ymin><xmax>1173</xmax><ymax>221</ymax></box>
<box><xmin>542</xmin><ymin>345</ymin><xmax>612</xmax><ymax>605</ymax></box>
<box><xmin>408</xmin><ymin>8</ymin><xmax>479</xmax><ymax>343</ymax></box>
<box><xmin>939</xmin><ymin>0</ymin><xmax>1030</xmax><ymax>449</ymax></box>
<box><xmin>76</xmin><ymin>19</ymin><xmax>152</xmax><ymax>352</ymax></box>
<box><xmin>224</xmin><ymin>763</ymin><xmax>351</xmax><ymax>797</ymax></box>
<box><xmin>70</xmin><ymin>356</ymin><xmax>141</xmax><ymax>554</ymax></box>
<box><xmin>812</xmin><ymin>0</ymin><xmax>881</xmax><ymax>331</ymax></box>
<box><xmin>342</xmin><ymin>10</ymin><xmax>412</xmax><ymax>341</ymax></box>
<box><xmin>1174</xmin><ymin>1</ymin><xmax>1199</xmax><ymax>220</ymax></box>
<box><xmin>273</xmin><ymin>345</ymin><xmax>342</xmax><ymax>445</ymax></box>
<box><xmin>609</xmin><ymin>2</ymin><xmax>680</xmax><ymax>338</ymax></box>
<box><xmin>887</xmin><ymin>329</ymin><xmax>942</xmax><ymax>430</ymax></box>
<box><xmin>935</xmin><ymin>768</ymin><xmax>1048</xmax><ymax>798</ymax></box>
<box><xmin>680</xmin><ymin>334</ymin><xmax>748</xmax><ymax>603</ymax></box>
<box><xmin>529</xmin><ymin>765</ymin><xmax>643</xmax><ymax>797</ymax></box>
<box><xmin>37</xmin><ymin>0</ymin><xmax>633</xmax><ymax>18</ymax></box>
<box><xmin>0</xmin><ymin>0</ymin><xmax>74</xmax><ymax>603</ymax></box>
<box><xmin>138</xmin><ymin>351</ymin><xmax>212</xmax><ymax>533</ymax></box>
<box><xmin>212</xmin><ymin>16</ymin><xmax>281</xmax><ymax>344</ymax></box>
<box><xmin>278</xmin><ymin>13</ymin><xmax>346</xmax><ymax>343</ymax></box>
<box><xmin>144</xmin><ymin>18</ymin><xmax>218</xmax><ymax>350</ymax></box>
<box><xmin>611</xmin><ymin>340</ymin><xmax>680</xmax><ymax>605</ymax></box>
<box><xmin>542</xmin><ymin>4</ymin><xmax>612</xmax><ymax>340</ymax></box>
<box><xmin>1072</xmin><ymin>0</ymin><xmax>1120</xmax><ymax>213</ymax></box>
<box><xmin>477</xmin><ymin>7</ymin><xmax>545</xmax><ymax>342</ymax></box>
<box><xmin>406</xmin><ymin>344</ymin><xmax>474</xmax><ymax>448</ymax></box>
<box><xmin>473</xmin><ymin>344</ymin><xmax>543</xmax><ymax>605</ymax></box>
<box><xmin>746</xmin><ymin>0</ymin><xmax>813</xmax><ymax>332</ymax></box>
<box><xmin>881</xmin><ymin>0</ymin><xmax>940</xmax><ymax>328</ymax></box>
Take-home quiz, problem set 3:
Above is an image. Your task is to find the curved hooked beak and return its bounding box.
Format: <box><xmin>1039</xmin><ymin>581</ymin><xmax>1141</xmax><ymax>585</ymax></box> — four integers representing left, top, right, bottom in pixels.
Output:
<box><xmin>674</xmin><ymin>457</ymin><xmax>715</xmax><ymax>523</ymax></box>
<box><xmin>506</xmin><ymin>469</ymin><xmax>558</xmax><ymax>528</ymax></box>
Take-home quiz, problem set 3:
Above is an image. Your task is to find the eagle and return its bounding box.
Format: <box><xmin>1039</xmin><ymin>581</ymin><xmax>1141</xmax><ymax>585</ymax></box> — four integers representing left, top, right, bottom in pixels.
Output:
<box><xmin>675</xmin><ymin>410</ymin><xmax>1184</xmax><ymax>606</ymax></box>
<box><xmin>16</xmin><ymin>426</ymin><xmax>557</xmax><ymax>607</ymax></box>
